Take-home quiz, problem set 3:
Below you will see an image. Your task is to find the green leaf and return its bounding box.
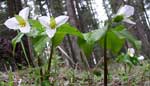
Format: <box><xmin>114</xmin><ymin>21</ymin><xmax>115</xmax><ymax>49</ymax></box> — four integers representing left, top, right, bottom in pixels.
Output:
<box><xmin>77</xmin><ymin>37</ymin><xmax>94</xmax><ymax>57</ymax></box>
<box><xmin>31</xmin><ymin>35</ymin><xmax>49</xmax><ymax>55</ymax></box>
<box><xmin>12</xmin><ymin>33</ymin><xmax>24</xmax><ymax>44</ymax></box>
<box><xmin>117</xmin><ymin>29</ymin><xmax>141</xmax><ymax>50</ymax></box>
<box><xmin>28</xmin><ymin>19</ymin><xmax>46</xmax><ymax>37</ymax></box>
<box><xmin>99</xmin><ymin>25</ymin><xmax>141</xmax><ymax>54</ymax></box>
<box><xmin>58</xmin><ymin>24</ymin><xmax>83</xmax><ymax>38</ymax></box>
<box><xmin>41</xmin><ymin>80</ymin><xmax>51</xmax><ymax>86</ymax></box>
<box><xmin>99</xmin><ymin>30</ymin><xmax>125</xmax><ymax>54</ymax></box>
<box><xmin>52</xmin><ymin>23</ymin><xmax>83</xmax><ymax>47</ymax></box>
<box><xmin>28</xmin><ymin>19</ymin><xmax>44</xmax><ymax>32</ymax></box>
<box><xmin>113</xmin><ymin>15</ymin><xmax>124</xmax><ymax>23</ymax></box>
<box><xmin>111</xmin><ymin>25</ymin><xmax>126</xmax><ymax>39</ymax></box>
<box><xmin>116</xmin><ymin>53</ymin><xmax>132</xmax><ymax>65</ymax></box>
<box><xmin>84</xmin><ymin>27</ymin><xmax>107</xmax><ymax>42</ymax></box>
<box><xmin>77</xmin><ymin>27</ymin><xmax>107</xmax><ymax>57</ymax></box>
<box><xmin>12</xmin><ymin>33</ymin><xmax>24</xmax><ymax>55</ymax></box>
<box><xmin>129</xmin><ymin>56</ymin><xmax>139</xmax><ymax>65</ymax></box>
<box><xmin>52</xmin><ymin>32</ymin><xmax>66</xmax><ymax>47</ymax></box>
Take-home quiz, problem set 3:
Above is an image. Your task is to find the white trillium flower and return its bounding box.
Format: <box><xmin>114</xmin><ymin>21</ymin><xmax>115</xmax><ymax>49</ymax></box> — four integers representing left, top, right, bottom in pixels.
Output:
<box><xmin>127</xmin><ymin>48</ymin><xmax>135</xmax><ymax>57</ymax></box>
<box><xmin>38</xmin><ymin>15</ymin><xmax>69</xmax><ymax>38</ymax></box>
<box><xmin>4</xmin><ymin>7</ymin><xmax>30</xmax><ymax>33</ymax></box>
<box><xmin>116</xmin><ymin>5</ymin><xmax>136</xmax><ymax>24</ymax></box>
<box><xmin>138</xmin><ymin>55</ymin><xmax>144</xmax><ymax>61</ymax></box>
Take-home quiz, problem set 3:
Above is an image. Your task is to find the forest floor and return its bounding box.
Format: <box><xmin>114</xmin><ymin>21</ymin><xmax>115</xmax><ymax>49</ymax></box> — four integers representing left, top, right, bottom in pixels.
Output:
<box><xmin>0</xmin><ymin>59</ymin><xmax>150</xmax><ymax>86</ymax></box>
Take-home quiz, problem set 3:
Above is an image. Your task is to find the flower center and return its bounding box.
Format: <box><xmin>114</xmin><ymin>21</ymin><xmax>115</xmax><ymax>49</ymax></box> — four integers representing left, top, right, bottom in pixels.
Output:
<box><xmin>50</xmin><ymin>17</ymin><xmax>56</xmax><ymax>29</ymax></box>
<box><xmin>19</xmin><ymin>21</ymin><xmax>26</xmax><ymax>27</ymax></box>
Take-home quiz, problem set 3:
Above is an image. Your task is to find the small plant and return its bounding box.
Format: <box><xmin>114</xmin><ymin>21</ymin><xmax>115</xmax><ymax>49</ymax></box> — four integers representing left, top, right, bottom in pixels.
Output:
<box><xmin>116</xmin><ymin>48</ymin><xmax>144</xmax><ymax>73</ymax></box>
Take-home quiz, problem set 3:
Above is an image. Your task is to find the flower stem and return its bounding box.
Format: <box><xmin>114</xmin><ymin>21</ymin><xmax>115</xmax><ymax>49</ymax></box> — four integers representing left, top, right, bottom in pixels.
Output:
<box><xmin>104</xmin><ymin>32</ymin><xmax>108</xmax><ymax>86</ymax></box>
<box><xmin>47</xmin><ymin>41</ymin><xmax>54</xmax><ymax>73</ymax></box>
<box><xmin>20</xmin><ymin>40</ymin><xmax>31</xmax><ymax>67</ymax></box>
<box><xmin>37</xmin><ymin>55</ymin><xmax>43</xmax><ymax>84</ymax></box>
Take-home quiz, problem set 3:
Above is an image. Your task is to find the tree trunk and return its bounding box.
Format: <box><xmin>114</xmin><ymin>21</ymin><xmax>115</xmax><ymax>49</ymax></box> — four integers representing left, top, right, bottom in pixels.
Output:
<box><xmin>66</xmin><ymin>0</ymin><xmax>83</xmax><ymax>67</ymax></box>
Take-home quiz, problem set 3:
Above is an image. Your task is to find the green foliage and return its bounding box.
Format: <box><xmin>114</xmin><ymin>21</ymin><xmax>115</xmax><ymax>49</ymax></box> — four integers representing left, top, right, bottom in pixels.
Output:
<box><xmin>29</xmin><ymin>23</ymin><xmax>83</xmax><ymax>53</ymax></box>
<box><xmin>93</xmin><ymin>70</ymin><xmax>102</xmax><ymax>76</ymax></box>
<box><xmin>99</xmin><ymin>25</ymin><xmax>125</xmax><ymax>54</ymax></box>
<box><xmin>116</xmin><ymin>53</ymin><xmax>139</xmax><ymax>66</ymax></box>
<box><xmin>31</xmin><ymin>35</ymin><xmax>49</xmax><ymax>56</ymax></box>
<box><xmin>78</xmin><ymin>37</ymin><xmax>94</xmax><ymax>57</ymax></box>
<box><xmin>41</xmin><ymin>80</ymin><xmax>51</xmax><ymax>86</ymax></box>
<box><xmin>99</xmin><ymin>25</ymin><xmax>141</xmax><ymax>54</ymax></box>
<box><xmin>113</xmin><ymin>15</ymin><xmax>124</xmax><ymax>22</ymax></box>
<box><xmin>0</xmin><ymin>81</ymin><xmax>5</xmax><ymax>86</ymax></box>
<box><xmin>29</xmin><ymin>19</ymin><xmax>44</xmax><ymax>32</ymax></box>
<box><xmin>28</xmin><ymin>19</ymin><xmax>45</xmax><ymax>37</ymax></box>
<box><xmin>115</xmin><ymin>29</ymin><xmax>141</xmax><ymax>50</ymax></box>
<box><xmin>78</xmin><ymin>28</ymin><xmax>107</xmax><ymax>57</ymax></box>
<box><xmin>52</xmin><ymin>32</ymin><xmax>66</xmax><ymax>47</ymax></box>
<box><xmin>52</xmin><ymin>24</ymin><xmax>83</xmax><ymax>47</ymax></box>
<box><xmin>29</xmin><ymin>19</ymin><xmax>49</xmax><ymax>56</ymax></box>
<box><xmin>8</xmin><ymin>71</ymin><xmax>14</xmax><ymax>86</ymax></box>
<box><xmin>77</xmin><ymin>24</ymin><xmax>140</xmax><ymax>57</ymax></box>
<box><xmin>12</xmin><ymin>33</ymin><xmax>24</xmax><ymax>55</ymax></box>
<box><xmin>57</xmin><ymin>24</ymin><xmax>83</xmax><ymax>38</ymax></box>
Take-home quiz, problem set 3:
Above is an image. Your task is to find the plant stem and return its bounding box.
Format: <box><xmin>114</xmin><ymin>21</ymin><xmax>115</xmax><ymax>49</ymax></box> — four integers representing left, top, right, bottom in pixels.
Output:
<box><xmin>124</xmin><ymin>64</ymin><xmax>127</xmax><ymax>73</ymax></box>
<box><xmin>20</xmin><ymin>40</ymin><xmax>31</xmax><ymax>67</ymax></box>
<box><xmin>47</xmin><ymin>41</ymin><xmax>54</xmax><ymax>73</ymax></box>
<box><xmin>16</xmin><ymin>31</ymin><xmax>31</xmax><ymax>67</ymax></box>
<box><xmin>104</xmin><ymin>32</ymin><xmax>108</xmax><ymax>86</ymax></box>
<box><xmin>37</xmin><ymin>56</ymin><xmax>43</xmax><ymax>84</ymax></box>
<box><xmin>27</xmin><ymin>37</ymin><xmax>34</xmax><ymax>66</ymax></box>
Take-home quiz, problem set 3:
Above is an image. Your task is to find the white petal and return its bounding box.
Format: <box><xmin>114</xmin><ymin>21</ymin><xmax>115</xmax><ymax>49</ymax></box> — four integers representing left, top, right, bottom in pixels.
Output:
<box><xmin>38</xmin><ymin>16</ymin><xmax>50</xmax><ymax>29</ymax></box>
<box><xmin>117</xmin><ymin>5</ymin><xmax>134</xmax><ymax>18</ymax></box>
<box><xmin>19</xmin><ymin>7</ymin><xmax>29</xmax><ymax>20</ymax></box>
<box><xmin>138</xmin><ymin>55</ymin><xmax>144</xmax><ymax>60</ymax></box>
<box><xmin>127</xmin><ymin>48</ymin><xmax>135</xmax><ymax>57</ymax></box>
<box><xmin>46</xmin><ymin>29</ymin><xmax>56</xmax><ymax>38</ymax></box>
<box><xmin>4</xmin><ymin>17</ymin><xmax>19</xmax><ymax>30</ymax></box>
<box><xmin>123</xmin><ymin>19</ymin><xmax>136</xmax><ymax>24</ymax></box>
<box><xmin>19</xmin><ymin>21</ymin><xmax>30</xmax><ymax>33</ymax></box>
<box><xmin>55</xmin><ymin>15</ymin><xmax>69</xmax><ymax>28</ymax></box>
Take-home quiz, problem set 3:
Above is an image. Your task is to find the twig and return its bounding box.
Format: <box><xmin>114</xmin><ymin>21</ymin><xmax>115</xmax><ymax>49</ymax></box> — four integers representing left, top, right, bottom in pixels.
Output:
<box><xmin>92</xmin><ymin>57</ymin><xmax>104</xmax><ymax>72</ymax></box>
<box><xmin>57</xmin><ymin>46</ymin><xmax>75</xmax><ymax>65</ymax></box>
